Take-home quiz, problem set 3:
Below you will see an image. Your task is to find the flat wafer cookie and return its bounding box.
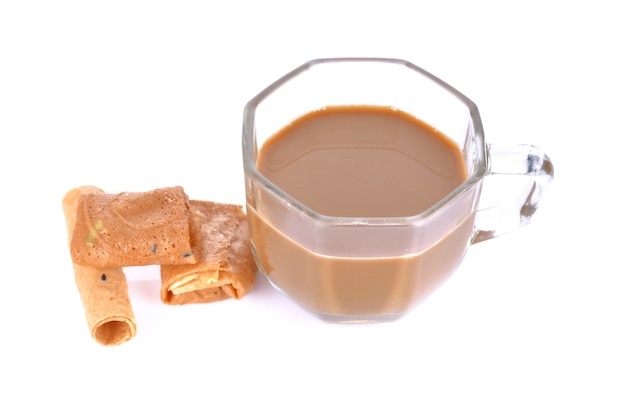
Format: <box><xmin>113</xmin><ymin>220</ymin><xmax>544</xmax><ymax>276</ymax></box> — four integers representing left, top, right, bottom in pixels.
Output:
<box><xmin>69</xmin><ymin>186</ymin><xmax>197</xmax><ymax>268</ymax></box>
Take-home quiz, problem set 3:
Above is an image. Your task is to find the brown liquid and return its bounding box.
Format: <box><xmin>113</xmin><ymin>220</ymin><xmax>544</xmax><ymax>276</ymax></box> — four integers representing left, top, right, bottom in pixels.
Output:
<box><xmin>257</xmin><ymin>105</ymin><xmax>466</xmax><ymax>217</ymax></box>
<box><xmin>250</xmin><ymin>105</ymin><xmax>474</xmax><ymax>319</ymax></box>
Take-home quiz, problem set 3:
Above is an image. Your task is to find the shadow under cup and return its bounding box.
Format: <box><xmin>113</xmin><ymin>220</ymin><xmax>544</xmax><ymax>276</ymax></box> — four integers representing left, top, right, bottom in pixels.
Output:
<box><xmin>242</xmin><ymin>58</ymin><xmax>552</xmax><ymax>322</ymax></box>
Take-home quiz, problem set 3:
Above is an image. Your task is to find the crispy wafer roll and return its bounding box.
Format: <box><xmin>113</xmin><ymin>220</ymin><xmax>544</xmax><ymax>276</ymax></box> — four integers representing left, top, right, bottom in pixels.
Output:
<box><xmin>69</xmin><ymin>186</ymin><xmax>197</xmax><ymax>269</ymax></box>
<box><xmin>63</xmin><ymin>186</ymin><xmax>137</xmax><ymax>346</ymax></box>
<box><xmin>160</xmin><ymin>200</ymin><xmax>257</xmax><ymax>305</ymax></box>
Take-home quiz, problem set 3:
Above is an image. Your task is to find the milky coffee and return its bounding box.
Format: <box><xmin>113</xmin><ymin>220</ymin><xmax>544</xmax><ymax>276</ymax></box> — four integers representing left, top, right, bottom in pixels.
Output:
<box><xmin>248</xmin><ymin>105</ymin><xmax>474</xmax><ymax>318</ymax></box>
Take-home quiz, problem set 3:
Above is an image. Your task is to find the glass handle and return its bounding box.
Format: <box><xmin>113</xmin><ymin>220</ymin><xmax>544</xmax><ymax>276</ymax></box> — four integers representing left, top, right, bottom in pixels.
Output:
<box><xmin>471</xmin><ymin>143</ymin><xmax>554</xmax><ymax>244</ymax></box>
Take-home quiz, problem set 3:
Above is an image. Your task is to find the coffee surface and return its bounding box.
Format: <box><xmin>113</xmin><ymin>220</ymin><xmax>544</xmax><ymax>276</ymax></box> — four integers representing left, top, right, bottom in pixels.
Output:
<box><xmin>257</xmin><ymin>105</ymin><xmax>467</xmax><ymax>217</ymax></box>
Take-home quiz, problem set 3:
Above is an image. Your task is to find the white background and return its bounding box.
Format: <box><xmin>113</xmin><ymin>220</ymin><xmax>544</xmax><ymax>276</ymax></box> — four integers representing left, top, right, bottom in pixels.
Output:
<box><xmin>1</xmin><ymin>1</ymin><xmax>624</xmax><ymax>395</ymax></box>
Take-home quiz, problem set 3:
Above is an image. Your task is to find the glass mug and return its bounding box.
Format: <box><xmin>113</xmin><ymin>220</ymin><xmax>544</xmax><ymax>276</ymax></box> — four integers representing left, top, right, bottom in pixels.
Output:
<box><xmin>242</xmin><ymin>58</ymin><xmax>553</xmax><ymax>322</ymax></box>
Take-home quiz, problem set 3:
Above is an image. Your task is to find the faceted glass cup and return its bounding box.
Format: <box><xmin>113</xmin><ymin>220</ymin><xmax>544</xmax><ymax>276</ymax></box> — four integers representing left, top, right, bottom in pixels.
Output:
<box><xmin>243</xmin><ymin>58</ymin><xmax>553</xmax><ymax>322</ymax></box>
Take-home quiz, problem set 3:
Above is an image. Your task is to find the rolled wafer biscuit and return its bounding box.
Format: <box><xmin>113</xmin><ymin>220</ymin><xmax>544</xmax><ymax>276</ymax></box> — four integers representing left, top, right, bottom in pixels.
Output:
<box><xmin>69</xmin><ymin>186</ymin><xmax>197</xmax><ymax>269</ymax></box>
<box><xmin>160</xmin><ymin>200</ymin><xmax>257</xmax><ymax>305</ymax></box>
<box><xmin>63</xmin><ymin>186</ymin><xmax>137</xmax><ymax>346</ymax></box>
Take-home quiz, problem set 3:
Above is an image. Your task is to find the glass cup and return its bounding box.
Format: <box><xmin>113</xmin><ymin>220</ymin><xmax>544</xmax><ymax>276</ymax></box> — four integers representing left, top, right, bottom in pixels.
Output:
<box><xmin>242</xmin><ymin>58</ymin><xmax>554</xmax><ymax>322</ymax></box>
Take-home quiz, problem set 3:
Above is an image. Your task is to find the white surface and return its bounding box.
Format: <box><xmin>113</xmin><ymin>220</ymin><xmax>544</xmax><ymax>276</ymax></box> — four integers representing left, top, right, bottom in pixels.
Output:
<box><xmin>1</xmin><ymin>1</ymin><xmax>624</xmax><ymax>396</ymax></box>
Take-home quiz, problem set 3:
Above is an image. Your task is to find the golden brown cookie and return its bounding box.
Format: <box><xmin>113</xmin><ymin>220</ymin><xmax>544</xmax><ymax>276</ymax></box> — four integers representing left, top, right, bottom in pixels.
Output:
<box><xmin>69</xmin><ymin>186</ymin><xmax>197</xmax><ymax>268</ymax></box>
<box><xmin>63</xmin><ymin>186</ymin><xmax>137</xmax><ymax>346</ymax></box>
<box><xmin>160</xmin><ymin>200</ymin><xmax>257</xmax><ymax>305</ymax></box>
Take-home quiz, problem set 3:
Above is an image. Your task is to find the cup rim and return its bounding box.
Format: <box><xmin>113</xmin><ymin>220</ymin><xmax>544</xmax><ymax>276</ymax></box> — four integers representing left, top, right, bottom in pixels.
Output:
<box><xmin>243</xmin><ymin>57</ymin><xmax>487</xmax><ymax>225</ymax></box>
